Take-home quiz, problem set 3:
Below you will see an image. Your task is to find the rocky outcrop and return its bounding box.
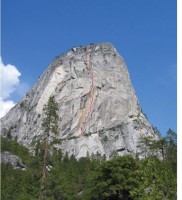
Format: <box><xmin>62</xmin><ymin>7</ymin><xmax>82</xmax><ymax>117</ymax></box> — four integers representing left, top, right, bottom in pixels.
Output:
<box><xmin>1</xmin><ymin>151</ymin><xmax>26</xmax><ymax>169</ymax></box>
<box><xmin>1</xmin><ymin>43</ymin><xmax>159</xmax><ymax>159</ymax></box>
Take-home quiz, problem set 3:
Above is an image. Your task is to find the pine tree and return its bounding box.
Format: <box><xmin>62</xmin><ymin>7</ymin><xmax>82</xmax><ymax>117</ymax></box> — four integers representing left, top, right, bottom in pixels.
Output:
<box><xmin>137</xmin><ymin>136</ymin><xmax>154</xmax><ymax>158</ymax></box>
<box><xmin>39</xmin><ymin>96</ymin><xmax>59</xmax><ymax>200</ymax></box>
<box><xmin>150</xmin><ymin>138</ymin><xmax>167</xmax><ymax>160</ymax></box>
<box><xmin>130</xmin><ymin>156</ymin><xmax>176</xmax><ymax>200</ymax></box>
<box><xmin>165</xmin><ymin>129</ymin><xmax>177</xmax><ymax>174</ymax></box>
<box><xmin>90</xmin><ymin>156</ymin><xmax>139</xmax><ymax>200</ymax></box>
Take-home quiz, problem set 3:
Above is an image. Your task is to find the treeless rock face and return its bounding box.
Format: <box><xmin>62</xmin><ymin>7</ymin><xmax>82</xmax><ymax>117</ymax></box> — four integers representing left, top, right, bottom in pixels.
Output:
<box><xmin>1</xmin><ymin>43</ymin><xmax>159</xmax><ymax>159</ymax></box>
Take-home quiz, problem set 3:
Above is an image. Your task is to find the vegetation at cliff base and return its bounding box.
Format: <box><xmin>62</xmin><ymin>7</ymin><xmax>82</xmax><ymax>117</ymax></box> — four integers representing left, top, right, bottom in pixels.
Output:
<box><xmin>1</xmin><ymin>129</ymin><xmax>177</xmax><ymax>200</ymax></box>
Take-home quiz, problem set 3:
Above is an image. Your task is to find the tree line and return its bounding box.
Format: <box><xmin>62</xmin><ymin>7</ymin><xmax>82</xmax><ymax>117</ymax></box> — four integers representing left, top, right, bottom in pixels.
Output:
<box><xmin>1</xmin><ymin>96</ymin><xmax>177</xmax><ymax>200</ymax></box>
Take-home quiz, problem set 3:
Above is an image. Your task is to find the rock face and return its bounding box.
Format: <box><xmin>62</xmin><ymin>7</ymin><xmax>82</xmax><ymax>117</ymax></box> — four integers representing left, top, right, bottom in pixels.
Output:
<box><xmin>1</xmin><ymin>151</ymin><xmax>26</xmax><ymax>169</ymax></box>
<box><xmin>1</xmin><ymin>43</ymin><xmax>159</xmax><ymax>159</ymax></box>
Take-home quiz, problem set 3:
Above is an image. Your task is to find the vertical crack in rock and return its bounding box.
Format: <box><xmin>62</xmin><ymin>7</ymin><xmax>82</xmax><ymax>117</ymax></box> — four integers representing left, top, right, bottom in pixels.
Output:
<box><xmin>0</xmin><ymin>43</ymin><xmax>159</xmax><ymax>159</ymax></box>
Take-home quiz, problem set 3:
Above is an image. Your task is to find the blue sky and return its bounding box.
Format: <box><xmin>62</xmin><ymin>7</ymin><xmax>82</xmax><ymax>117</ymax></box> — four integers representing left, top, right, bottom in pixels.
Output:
<box><xmin>1</xmin><ymin>0</ymin><xmax>176</xmax><ymax>136</ymax></box>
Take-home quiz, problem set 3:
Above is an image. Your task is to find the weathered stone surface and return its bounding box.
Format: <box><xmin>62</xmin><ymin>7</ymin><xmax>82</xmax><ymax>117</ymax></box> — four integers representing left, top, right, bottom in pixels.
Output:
<box><xmin>1</xmin><ymin>151</ymin><xmax>26</xmax><ymax>169</ymax></box>
<box><xmin>1</xmin><ymin>43</ymin><xmax>159</xmax><ymax>159</ymax></box>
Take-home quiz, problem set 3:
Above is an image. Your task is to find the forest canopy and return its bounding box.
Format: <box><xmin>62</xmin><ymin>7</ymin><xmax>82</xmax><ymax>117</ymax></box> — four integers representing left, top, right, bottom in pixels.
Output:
<box><xmin>1</xmin><ymin>128</ymin><xmax>177</xmax><ymax>200</ymax></box>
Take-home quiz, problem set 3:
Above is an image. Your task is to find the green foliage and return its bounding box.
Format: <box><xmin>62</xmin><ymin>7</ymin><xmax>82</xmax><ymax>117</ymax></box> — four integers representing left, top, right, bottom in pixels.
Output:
<box><xmin>41</xmin><ymin>96</ymin><xmax>59</xmax><ymax>136</ymax></box>
<box><xmin>1</xmin><ymin>137</ymin><xmax>42</xmax><ymax>200</ymax></box>
<box><xmin>1</xmin><ymin>137</ymin><xmax>30</xmax><ymax>164</ymax></box>
<box><xmin>91</xmin><ymin>156</ymin><xmax>140</xmax><ymax>200</ymax></box>
<box><xmin>102</xmin><ymin>135</ymin><xmax>108</xmax><ymax>142</ymax></box>
<box><xmin>150</xmin><ymin>138</ymin><xmax>167</xmax><ymax>159</ymax></box>
<box><xmin>20</xmin><ymin>101</ymin><xmax>24</xmax><ymax>108</ymax></box>
<box><xmin>137</xmin><ymin>136</ymin><xmax>154</xmax><ymax>158</ymax></box>
<box><xmin>39</xmin><ymin>96</ymin><xmax>59</xmax><ymax>199</ymax></box>
<box><xmin>1</xmin><ymin>129</ymin><xmax>177</xmax><ymax>200</ymax></box>
<box><xmin>130</xmin><ymin>156</ymin><xmax>176</xmax><ymax>200</ymax></box>
<box><xmin>7</xmin><ymin>129</ymin><xmax>12</xmax><ymax>139</ymax></box>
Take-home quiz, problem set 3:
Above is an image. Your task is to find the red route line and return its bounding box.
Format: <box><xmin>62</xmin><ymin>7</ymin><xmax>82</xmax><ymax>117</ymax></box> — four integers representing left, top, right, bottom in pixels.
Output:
<box><xmin>81</xmin><ymin>46</ymin><xmax>95</xmax><ymax>135</ymax></box>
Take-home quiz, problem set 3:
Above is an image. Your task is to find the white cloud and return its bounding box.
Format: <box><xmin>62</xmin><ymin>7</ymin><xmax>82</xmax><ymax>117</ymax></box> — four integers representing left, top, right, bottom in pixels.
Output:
<box><xmin>0</xmin><ymin>57</ymin><xmax>21</xmax><ymax>118</ymax></box>
<box><xmin>0</xmin><ymin>97</ymin><xmax>15</xmax><ymax>118</ymax></box>
<box><xmin>0</xmin><ymin>57</ymin><xmax>21</xmax><ymax>99</ymax></box>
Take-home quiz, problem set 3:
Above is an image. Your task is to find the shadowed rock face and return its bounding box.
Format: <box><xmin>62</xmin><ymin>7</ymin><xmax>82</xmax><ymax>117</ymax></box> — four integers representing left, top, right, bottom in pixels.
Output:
<box><xmin>1</xmin><ymin>43</ymin><xmax>159</xmax><ymax>159</ymax></box>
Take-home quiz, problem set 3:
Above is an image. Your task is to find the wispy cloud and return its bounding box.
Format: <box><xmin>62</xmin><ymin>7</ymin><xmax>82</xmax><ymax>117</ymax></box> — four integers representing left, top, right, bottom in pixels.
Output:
<box><xmin>0</xmin><ymin>57</ymin><xmax>21</xmax><ymax>118</ymax></box>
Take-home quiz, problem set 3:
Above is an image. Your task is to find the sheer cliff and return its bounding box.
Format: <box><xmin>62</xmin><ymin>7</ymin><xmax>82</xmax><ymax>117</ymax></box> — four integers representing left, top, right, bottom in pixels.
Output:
<box><xmin>1</xmin><ymin>43</ymin><xmax>159</xmax><ymax>158</ymax></box>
